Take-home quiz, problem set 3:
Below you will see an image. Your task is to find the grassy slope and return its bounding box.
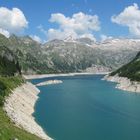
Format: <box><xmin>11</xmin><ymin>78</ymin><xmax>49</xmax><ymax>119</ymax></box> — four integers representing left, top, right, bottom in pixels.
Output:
<box><xmin>0</xmin><ymin>76</ymin><xmax>42</xmax><ymax>140</ymax></box>
<box><xmin>0</xmin><ymin>107</ymin><xmax>42</xmax><ymax>140</ymax></box>
<box><xmin>110</xmin><ymin>52</ymin><xmax>140</xmax><ymax>81</ymax></box>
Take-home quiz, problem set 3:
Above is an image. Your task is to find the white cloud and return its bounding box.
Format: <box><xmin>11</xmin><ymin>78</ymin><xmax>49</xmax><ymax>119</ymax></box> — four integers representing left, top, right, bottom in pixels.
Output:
<box><xmin>0</xmin><ymin>7</ymin><xmax>28</xmax><ymax>35</ymax></box>
<box><xmin>111</xmin><ymin>3</ymin><xmax>140</xmax><ymax>36</ymax></box>
<box><xmin>100</xmin><ymin>34</ymin><xmax>113</xmax><ymax>41</ymax></box>
<box><xmin>0</xmin><ymin>28</ymin><xmax>10</xmax><ymax>38</ymax></box>
<box><xmin>41</xmin><ymin>12</ymin><xmax>100</xmax><ymax>40</ymax></box>
<box><xmin>30</xmin><ymin>35</ymin><xmax>42</xmax><ymax>43</ymax></box>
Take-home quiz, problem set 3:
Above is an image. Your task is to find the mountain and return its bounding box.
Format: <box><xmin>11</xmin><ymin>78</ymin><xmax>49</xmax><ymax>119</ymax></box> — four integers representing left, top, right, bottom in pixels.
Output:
<box><xmin>0</xmin><ymin>33</ymin><xmax>140</xmax><ymax>74</ymax></box>
<box><xmin>0</xmin><ymin>42</ymin><xmax>42</xmax><ymax>140</ymax></box>
<box><xmin>76</xmin><ymin>37</ymin><xmax>95</xmax><ymax>46</ymax></box>
<box><xmin>93</xmin><ymin>38</ymin><xmax>140</xmax><ymax>51</ymax></box>
<box><xmin>110</xmin><ymin>51</ymin><xmax>140</xmax><ymax>81</ymax></box>
<box><xmin>64</xmin><ymin>36</ymin><xmax>95</xmax><ymax>46</ymax></box>
<box><xmin>43</xmin><ymin>38</ymin><xmax>140</xmax><ymax>72</ymax></box>
<box><xmin>0</xmin><ymin>45</ymin><xmax>21</xmax><ymax>76</ymax></box>
<box><xmin>0</xmin><ymin>44</ymin><xmax>22</xmax><ymax>106</ymax></box>
<box><xmin>0</xmin><ymin>34</ymin><xmax>55</xmax><ymax>74</ymax></box>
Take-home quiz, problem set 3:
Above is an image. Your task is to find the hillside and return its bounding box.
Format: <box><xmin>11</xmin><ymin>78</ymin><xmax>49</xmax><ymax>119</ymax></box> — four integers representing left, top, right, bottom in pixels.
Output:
<box><xmin>0</xmin><ymin>34</ymin><xmax>140</xmax><ymax>74</ymax></box>
<box><xmin>0</xmin><ymin>45</ymin><xmax>22</xmax><ymax>106</ymax></box>
<box><xmin>0</xmin><ymin>46</ymin><xmax>43</xmax><ymax>140</ymax></box>
<box><xmin>0</xmin><ymin>34</ymin><xmax>54</xmax><ymax>74</ymax></box>
<box><xmin>0</xmin><ymin>45</ymin><xmax>21</xmax><ymax>76</ymax></box>
<box><xmin>110</xmin><ymin>51</ymin><xmax>140</xmax><ymax>82</ymax></box>
<box><xmin>43</xmin><ymin>39</ymin><xmax>138</xmax><ymax>72</ymax></box>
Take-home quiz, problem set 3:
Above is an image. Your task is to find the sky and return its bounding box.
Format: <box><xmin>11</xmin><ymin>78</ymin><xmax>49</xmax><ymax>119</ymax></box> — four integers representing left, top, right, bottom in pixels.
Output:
<box><xmin>0</xmin><ymin>0</ymin><xmax>140</xmax><ymax>42</ymax></box>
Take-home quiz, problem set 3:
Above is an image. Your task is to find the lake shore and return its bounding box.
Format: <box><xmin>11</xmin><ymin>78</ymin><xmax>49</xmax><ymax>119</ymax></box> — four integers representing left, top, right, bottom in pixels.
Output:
<box><xmin>103</xmin><ymin>75</ymin><xmax>140</xmax><ymax>93</ymax></box>
<box><xmin>36</xmin><ymin>80</ymin><xmax>63</xmax><ymax>86</ymax></box>
<box><xmin>3</xmin><ymin>73</ymin><xmax>109</xmax><ymax>140</ymax></box>
<box><xmin>4</xmin><ymin>82</ymin><xmax>52</xmax><ymax>140</ymax></box>
<box><xmin>23</xmin><ymin>72</ymin><xmax>109</xmax><ymax>80</ymax></box>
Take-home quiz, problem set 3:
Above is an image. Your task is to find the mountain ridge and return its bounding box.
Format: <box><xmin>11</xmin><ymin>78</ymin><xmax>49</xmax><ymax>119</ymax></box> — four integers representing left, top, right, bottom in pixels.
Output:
<box><xmin>0</xmin><ymin>33</ymin><xmax>140</xmax><ymax>74</ymax></box>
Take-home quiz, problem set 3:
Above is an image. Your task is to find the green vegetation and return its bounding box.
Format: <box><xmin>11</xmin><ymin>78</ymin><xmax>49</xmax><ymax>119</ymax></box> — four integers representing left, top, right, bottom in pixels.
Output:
<box><xmin>0</xmin><ymin>45</ymin><xmax>22</xmax><ymax>106</ymax></box>
<box><xmin>1</xmin><ymin>107</ymin><xmax>41</xmax><ymax>140</ymax></box>
<box><xmin>0</xmin><ymin>76</ymin><xmax>23</xmax><ymax>106</ymax></box>
<box><xmin>0</xmin><ymin>33</ymin><xmax>137</xmax><ymax>74</ymax></box>
<box><xmin>110</xmin><ymin>52</ymin><xmax>140</xmax><ymax>81</ymax></box>
<box><xmin>0</xmin><ymin>45</ymin><xmax>21</xmax><ymax>76</ymax></box>
<box><xmin>0</xmin><ymin>107</ymin><xmax>42</xmax><ymax>140</ymax></box>
<box><xmin>0</xmin><ymin>54</ymin><xmax>21</xmax><ymax>76</ymax></box>
<box><xmin>0</xmin><ymin>44</ymin><xmax>43</xmax><ymax>140</ymax></box>
<box><xmin>0</xmin><ymin>76</ymin><xmax>42</xmax><ymax>140</ymax></box>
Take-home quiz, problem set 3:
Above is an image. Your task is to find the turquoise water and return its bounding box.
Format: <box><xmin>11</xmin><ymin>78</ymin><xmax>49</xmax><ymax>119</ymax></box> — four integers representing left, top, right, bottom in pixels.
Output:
<box><xmin>32</xmin><ymin>75</ymin><xmax>140</xmax><ymax>140</ymax></box>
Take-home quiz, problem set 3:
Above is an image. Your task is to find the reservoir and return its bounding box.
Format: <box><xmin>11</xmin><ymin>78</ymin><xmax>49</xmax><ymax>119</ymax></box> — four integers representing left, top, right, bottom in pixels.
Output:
<box><xmin>32</xmin><ymin>75</ymin><xmax>140</xmax><ymax>140</ymax></box>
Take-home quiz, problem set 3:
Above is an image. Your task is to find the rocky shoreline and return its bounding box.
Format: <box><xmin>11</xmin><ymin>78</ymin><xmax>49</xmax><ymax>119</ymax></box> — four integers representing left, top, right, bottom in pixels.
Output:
<box><xmin>104</xmin><ymin>75</ymin><xmax>140</xmax><ymax>93</ymax></box>
<box><xmin>23</xmin><ymin>72</ymin><xmax>109</xmax><ymax>80</ymax></box>
<box><xmin>36</xmin><ymin>80</ymin><xmax>63</xmax><ymax>86</ymax></box>
<box><xmin>4</xmin><ymin>82</ymin><xmax>52</xmax><ymax>140</ymax></box>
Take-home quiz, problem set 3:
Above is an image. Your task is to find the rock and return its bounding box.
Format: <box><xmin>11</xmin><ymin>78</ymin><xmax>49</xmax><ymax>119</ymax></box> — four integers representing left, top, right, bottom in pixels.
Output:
<box><xmin>4</xmin><ymin>82</ymin><xmax>52</xmax><ymax>140</ymax></box>
<box><xmin>36</xmin><ymin>80</ymin><xmax>63</xmax><ymax>86</ymax></box>
<box><xmin>104</xmin><ymin>75</ymin><xmax>140</xmax><ymax>93</ymax></box>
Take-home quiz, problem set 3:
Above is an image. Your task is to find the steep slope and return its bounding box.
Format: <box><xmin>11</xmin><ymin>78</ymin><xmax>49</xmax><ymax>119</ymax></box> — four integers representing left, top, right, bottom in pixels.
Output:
<box><xmin>43</xmin><ymin>38</ymin><xmax>139</xmax><ymax>72</ymax></box>
<box><xmin>0</xmin><ymin>44</ymin><xmax>43</xmax><ymax>139</ymax></box>
<box><xmin>0</xmin><ymin>34</ymin><xmax>54</xmax><ymax>74</ymax></box>
<box><xmin>110</xmin><ymin>51</ymin><xmax>140</xmax><ymax>81</ymax></box>
<box><xmin>43</xmin><ymin>40</ymin><xmax>103</xmax><ymax>72</ymax></box>
<box><xmin>0</xmin><ymin>45</ymin><xmax>21</xmax><ymax>76</ymax></box>
<box><xmin>0</xmin><ymin>33</ymin><xmax>140</xmax><ymax>74</ymax></box>
<box><xmin>0</xmin><ymin>45</ymin><xmax>22</xmax><ymax>106</ymax></box>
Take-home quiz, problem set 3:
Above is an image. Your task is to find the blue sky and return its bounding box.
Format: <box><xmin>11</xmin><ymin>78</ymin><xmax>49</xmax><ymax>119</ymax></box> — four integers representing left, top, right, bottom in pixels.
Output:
<box><xmin>0</xmin><ymin>0</ymin><xmax>140</xmax><ymax>42</ymax></box>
